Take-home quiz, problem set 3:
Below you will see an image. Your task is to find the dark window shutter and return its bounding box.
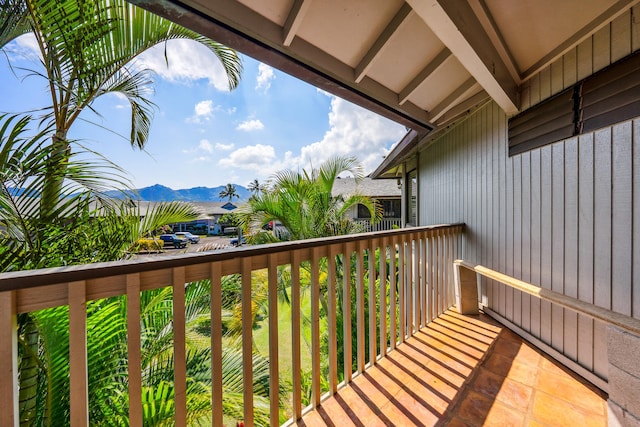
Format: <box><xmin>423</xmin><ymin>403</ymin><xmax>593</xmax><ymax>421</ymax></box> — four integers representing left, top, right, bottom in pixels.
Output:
<box><xmin>508</xmin><ymin>51</ymin><xmax>640</xmax><ymax>156</ymax></box>
<box><xmin>581</xmin><ymin>51</ymin><xmax>640</xmax><ymax>133</ymax></box>
<box><xmin>508</xmin><ymin>87</ymin><xmax>575</xmax><ymax>156</ymax></box>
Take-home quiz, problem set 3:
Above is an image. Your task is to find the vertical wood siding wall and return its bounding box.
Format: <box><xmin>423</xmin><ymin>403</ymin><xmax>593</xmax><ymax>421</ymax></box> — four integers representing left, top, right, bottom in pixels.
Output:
<box><xmin>417</xmin><ymin>7</ymin><xmax>640</xmax><ymax>383</ymax></box>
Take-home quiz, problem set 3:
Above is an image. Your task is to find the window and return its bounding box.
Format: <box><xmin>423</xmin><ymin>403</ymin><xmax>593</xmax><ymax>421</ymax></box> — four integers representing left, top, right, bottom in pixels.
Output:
<box><xmin>357</xmin><ymin>203</ymin><xmax>371</xmax><ymax>219</ymax></box>
<box><xmin>407</xmin><ymin>170</ymin><xmax>417</xmax><ymax>225</ymax></box>
<box><xmin>382</xmin><ymin>199</ymin><xmax>401</xmax><ymax>218</ymax></box>
<box><xmin>509</xmin><ymin>51</ymin><xmax>640</xmax><ymax>156</ymax></box>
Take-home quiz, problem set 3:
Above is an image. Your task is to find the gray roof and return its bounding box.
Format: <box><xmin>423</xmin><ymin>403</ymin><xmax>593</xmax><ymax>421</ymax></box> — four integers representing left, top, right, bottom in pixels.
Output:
<box><xmin>331</xmin><ymin>178</ymin><xmax>400</xmax><ymax>199</ymax></box>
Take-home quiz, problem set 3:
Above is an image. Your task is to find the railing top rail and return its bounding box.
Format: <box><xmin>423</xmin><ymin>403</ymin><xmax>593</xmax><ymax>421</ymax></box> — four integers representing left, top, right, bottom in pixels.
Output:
<box><xmin>455</xmin><ymin>259</ymin><xmax>640</xmax><ymax>336</ymax></box>
<box><xmin>0</xmin><ymin>224</ymin><xmax>464</xmax><ymax>293</ymax></box>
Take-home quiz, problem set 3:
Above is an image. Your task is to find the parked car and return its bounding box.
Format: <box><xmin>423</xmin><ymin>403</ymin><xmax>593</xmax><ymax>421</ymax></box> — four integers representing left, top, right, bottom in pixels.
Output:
<box><xmin>230</xmin><ymin>236</ymin><xmax>247</xmax><ymax>246</ymax></box>
<box><xmin>159</xmin><ymin>234</ymin><xmax>188</xmax><ymax>249</ymax></box>
<box><xmin>175</xmin><ymin>231</ymin><xmax>200</xmax><ymax>243</ymax></box>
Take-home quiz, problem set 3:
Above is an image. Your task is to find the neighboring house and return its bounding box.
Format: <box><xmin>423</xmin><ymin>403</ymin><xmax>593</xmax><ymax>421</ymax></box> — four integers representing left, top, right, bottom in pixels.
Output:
<box><xmin>137</xmin><ymin>1</ymin><xmax>640</xmax><ymax>420</ymax></box>
<box><xmin>170</xmin><ymin>201</ymin><xmax>239</xmax><ymax>235</ymax></box>
<box><xmin>331</xmin><ymin>177</ymin><xmax>401</xmax><ymax>231</ymax></box>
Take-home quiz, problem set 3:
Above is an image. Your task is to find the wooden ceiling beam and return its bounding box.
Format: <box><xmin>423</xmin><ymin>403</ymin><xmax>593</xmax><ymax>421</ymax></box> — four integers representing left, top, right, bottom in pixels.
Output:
<box><xmin>354</xmin><ymin>3</ymin><xmax>413</xmax><ymax>83</ymax></box>
<box><xmin>433</xmin><ymin>90</ymin><xmax>490</xmax><ymax>128</ymax></box>
<box><xmin>408</xmin><ymin>0</ymin><xmax>519</xmax><ymax>115</ymax></box>
<box><xmin>428</xmin><ymin>77</ymin><xmax>477</xmax><ymax>122</ymax></box>
<box><xmin>398</xmin><ymin>47</ymin><xmax>451</xmax><ymax>105</ymax></box>
<box><xmin>129</xmin><ymin>0</ymin><xmax>434</xmax><ymax>132</ymax></box>
<box><xmin>283</xmin><ymin>0</ymin><xmax>313</xmax><ymax>47</ymax></box>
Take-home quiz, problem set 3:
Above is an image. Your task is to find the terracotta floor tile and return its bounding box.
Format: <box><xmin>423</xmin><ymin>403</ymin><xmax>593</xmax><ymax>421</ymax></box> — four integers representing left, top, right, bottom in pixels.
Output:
<box><xmin>299</xmin><ymin>311</ymin><xmax>607</xmax><ymax>427</ymax></box>
<box><xmin>483</xmin><ymin>352</ymin><xmax>515</xmax><ymax>378</ymax></box>
<box><xmin>391</xmin><ymin>386</ymin><xmax>447</xmax><ymax>422</ymax></box>
<box><xmin>455</xmin><ymin>390</ymin><xmax>525</xmax><ymax>426</ymax></box>
<box><xmin>470</xmin><ymin>368</ymin><xmax>505</xmax><ymax>397</ymax></box>
<box><xmin>513</xmin><ymin>344</ymin><xmax>543</xmax><ymax>368</ymax></box>
<box><xmin>423</xmin><ymin>357</ymin><xmax>469</xmax><ymax>387</ymax></box>
<box><xmin>492</xmin><ymin>336</ymin><xmax>522</xmax><ymax>358</ymax></box>
<box><xmin>445</xmin><ymin>416</ymin><xmax>475</xmax><ymax>427</ymax></box>
<box><xmin>535</xmin><ymin>368</ymin><xmax>606</xmax><ymax>415</ymax></box>
<box><xmin>532</xmin><ymin>390</ymin><xmax>606</xmax><ymax>427</ymax></box>
<box><xmin>505</xmin><ymin>360</ymin><xmax>538</xmax><ymax>387</ymax></box>
<box><xmin>315</xmin><ymin>398</ymin><xmax>358</xmax><ymax>426</ymax></box>
<box><xmin>350</xmin><ymin>374</ymin><xmax>391</xmax><ymax>408</ymax></box>
<box><xmin>494</xmin><ymin>378</ymin><xmax>533</xmax><ymax>413</ymax></box>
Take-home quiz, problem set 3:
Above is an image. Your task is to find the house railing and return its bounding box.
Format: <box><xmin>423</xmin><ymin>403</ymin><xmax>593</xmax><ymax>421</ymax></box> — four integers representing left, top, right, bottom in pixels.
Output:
<box><xmin>0</xmin><ymin>224</ymin><xmax>463</xmax><ymax>427</ymax></box>
<box><xmin>354</xmin><ymin>217</ymin><xmax>402</xmax><ymax>232</ymax></box>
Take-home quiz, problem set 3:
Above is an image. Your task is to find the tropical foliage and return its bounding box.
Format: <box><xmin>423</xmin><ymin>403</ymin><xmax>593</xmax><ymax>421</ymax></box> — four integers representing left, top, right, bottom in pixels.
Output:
<box><xmin>219</xmin><ymin>183</ymin><xmax>240</xmax><ymax>202</ymax></box>
<box><xmin>238</xmin><ymin>155</ymin><xmax>382</xmax><ymax>241</ymax></box>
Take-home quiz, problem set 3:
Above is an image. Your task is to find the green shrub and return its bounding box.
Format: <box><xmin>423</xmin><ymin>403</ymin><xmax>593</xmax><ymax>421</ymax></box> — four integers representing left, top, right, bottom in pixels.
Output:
<box><xmin>133</xmin><ymin>238</ymin><xmax>164</xmax><ymax>252</ymax></box>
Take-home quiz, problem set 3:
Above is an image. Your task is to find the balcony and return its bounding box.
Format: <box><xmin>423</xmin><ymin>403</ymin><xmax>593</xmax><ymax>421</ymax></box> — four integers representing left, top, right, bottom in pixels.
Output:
<box><xmin>0</xmin><ymin>224</ymin><xmax>616</xmax><ymax>426</ymax></box>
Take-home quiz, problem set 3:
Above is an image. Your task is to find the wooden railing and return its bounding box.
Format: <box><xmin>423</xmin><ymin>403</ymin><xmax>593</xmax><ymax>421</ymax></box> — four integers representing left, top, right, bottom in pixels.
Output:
<box><xmin>454</xmin><ymin>260</ymin><xmax>640</xmax><ymax>336</ymax></box>
<box><xmin>0</xmin><ymin>224</ymin><xmax>463</xmax><ymax>427</ymax></box>
<box><xmin>354</xmin><ymin>218</ymin><xmax>402</xmax><ymax>232</ymax></box>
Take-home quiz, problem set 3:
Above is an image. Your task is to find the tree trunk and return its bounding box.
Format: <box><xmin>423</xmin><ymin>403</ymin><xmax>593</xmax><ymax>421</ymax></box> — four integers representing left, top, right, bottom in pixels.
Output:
<box><xmin>40</xmin><ymin>132</ymin><xmax>70</xmax><ymax>220</ymax></box>
<box><xmin>18</xmin><ymin>314</ymin><xmax>40</xmax><ymax>427</ymax></box>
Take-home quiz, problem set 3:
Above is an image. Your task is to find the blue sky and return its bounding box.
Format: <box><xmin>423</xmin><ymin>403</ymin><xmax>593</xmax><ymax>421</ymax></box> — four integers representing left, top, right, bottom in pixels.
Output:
<box><xmin>0</xmin><ymin>35</ymin><xmax>406</xmax><ymax>190</ymax></box>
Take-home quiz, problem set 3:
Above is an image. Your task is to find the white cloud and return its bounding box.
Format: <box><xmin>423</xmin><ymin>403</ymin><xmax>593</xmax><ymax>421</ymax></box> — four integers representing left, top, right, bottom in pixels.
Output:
<box><xmin>198</xmin><ymin>139</ymin><xmax>213</xmax><ymax>153</ymax></box>
<box><xmin>215</xmin><ymin>142</ymin><xmax>235</xmax><ymax>150</ymax></box>
<box><xmin>286</xmin><ymin>96</ymin><xmax>406</xmax><ymax>174</ymax></box>
<box><xmin>134</xmin><ymin>40</ymin><xmax>231</xmax><ymax>91</ymax></box>
<box><xmin>219</xmin><ymin>144</ymin><xmax>276</xmax><ymax>171</ymax></box>
<box><xmin>186</xmin><ymin>100</ymin><xmax>216</xmax><ymax>124</ymax></box>
<box><xmin>236</xmin><ymin>119</ymin><xmax>265</xmax><ymax>131</ymax></box>
<box><xmin>255</xmin><ymin>63</ymin><xmax>276</xmax><ymax>93</ymax></box>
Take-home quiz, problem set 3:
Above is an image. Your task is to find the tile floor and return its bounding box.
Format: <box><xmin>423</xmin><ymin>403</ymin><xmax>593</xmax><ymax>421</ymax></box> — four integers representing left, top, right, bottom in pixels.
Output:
<box><xmin>299</xmin><ymin>310</ymin><xmax>607</xmax><ymax>426</ymax></box>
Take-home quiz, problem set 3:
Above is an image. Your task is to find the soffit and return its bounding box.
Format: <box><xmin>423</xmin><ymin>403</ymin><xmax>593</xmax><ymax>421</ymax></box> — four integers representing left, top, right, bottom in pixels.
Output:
<box><xmin>484</xmin><ymin>0</ymin><xmax>626</xmax><ymax>77</ymax></box>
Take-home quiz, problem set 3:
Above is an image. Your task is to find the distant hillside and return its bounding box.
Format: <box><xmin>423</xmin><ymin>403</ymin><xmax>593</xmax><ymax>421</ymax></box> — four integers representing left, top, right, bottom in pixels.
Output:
<box><xmin>106</xmin><ymin>184</ymin><xmax>251</xmax><ymax>202</ymax></box>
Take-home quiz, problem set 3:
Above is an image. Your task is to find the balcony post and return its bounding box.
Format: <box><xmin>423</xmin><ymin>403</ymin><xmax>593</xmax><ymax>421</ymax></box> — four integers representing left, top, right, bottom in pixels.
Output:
<box><xmin>0</xmin><ymin>291</ymin><xmax>18</xmax><ymax>426</ymax></box>
<box><xmin>453</xmin><ymin>261</ymin><xmax>480</xmax><ymax>314</ymax></box>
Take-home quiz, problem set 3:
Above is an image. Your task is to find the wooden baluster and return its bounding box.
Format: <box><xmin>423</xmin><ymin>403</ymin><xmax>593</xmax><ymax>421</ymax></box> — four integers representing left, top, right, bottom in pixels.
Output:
<box><xmin>368</xmin><ymin>239</ymin><xmax>377</xmax><ymax>366</ymax></box>
<box><xmin>241</xmin><ymin>259</ymin><xmax>254</xmax><ymax>427</ymax></box>
<box><xmin>126</xmin><ymin>274</ymin><xmax>143</xmax><ymax>427</ymax></box>
<box><xmin>311</xmin><ymin>247</ymin><xmax>321</xmax><ymax>407</ymax></box>
<box><xmin>0</xmin><ymin>291</ymin><xmax>18</xmax><ymax>426</ymax></box>
<box><xmin>398</xmin><ymin>235</ymin><xmax>406</xmax><ymax>343</ymax></box>
<box><xmin>267</xmin><ymin>254</ymin><xmax>280</xmax><ymax>426</ymax></box>
<box><xmin>343</xmin><ymin>243</ymin><xmax>354</xmax><ymax>383</ymax></box>
<box><xmin>69</xmin><ymin>280</ymin><xmax>88</xmax><ymax>427</ymax></box>
<box><xmin>379</xmin><ymin>237</ymin><xmax>388</xmax><ymax>357</ymax></box>
<box><xmin>173</xmin><ymin>267</ymin><xmax>187</xmax><ymax>427</ymax></box>
<box><xmin>356</xmin><ymin>241</ymin><xmax>366</xmax><ymax>372</ymax></box>
<box><xmin>327</xmin><ymin>245</ymin><xmax>338</xmax><ymax>393</ymax></box>
<box><xmin>210</xmin><ymin>263</ymin><xmax>223</xmax><ymax>427</ymax></box>
<box><xmin>291</xmin><ymin>251</ymin><xmax>302</xmax><ymax>419</ymax></box>
<box><xmin>389</xmin><ymin>237</ymin><xmax>397</xmax><ymax>350</ymax></box>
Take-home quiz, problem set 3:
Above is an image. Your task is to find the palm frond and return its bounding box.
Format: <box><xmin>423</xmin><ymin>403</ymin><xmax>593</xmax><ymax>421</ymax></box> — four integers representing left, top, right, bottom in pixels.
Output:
<box><xmin>0</xmin><ymin>0</ymin><xmax>31</xmax><ymax>48</ymax></box>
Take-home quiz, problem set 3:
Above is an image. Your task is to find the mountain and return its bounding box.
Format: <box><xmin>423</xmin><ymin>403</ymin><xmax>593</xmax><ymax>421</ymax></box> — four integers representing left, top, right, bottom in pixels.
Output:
<box><xmin>106</xmin><ymin>184</ymin><xmax>251</xmax><ymax>202</ymax></box>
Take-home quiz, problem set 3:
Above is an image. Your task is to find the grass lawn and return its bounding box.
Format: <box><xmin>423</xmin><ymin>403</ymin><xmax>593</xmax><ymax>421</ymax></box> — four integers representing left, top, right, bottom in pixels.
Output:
<box><xmin>252</xmin><ymin>291</ymin><xmax>315</xmax><ymax>384</ymax></box>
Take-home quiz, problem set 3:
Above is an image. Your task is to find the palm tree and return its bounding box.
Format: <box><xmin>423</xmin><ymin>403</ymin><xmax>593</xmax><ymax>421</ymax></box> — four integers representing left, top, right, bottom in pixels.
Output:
<box><xmin>248</xmin><ymin>179</ymin><xmax>266</xmax><ymax>197</ymax></box>
<box><xmin>0</xmin><ymin>0</ymin><xmax>243</xmax><ymax>218</ymax></box>
<box><xmin>239</xmin><ymin>156</ymin><xmax>382</xmax><ymax>240</ymax></box>
<box><xmin>219</xmin><ymin>183</ymin><xmax>239</xmax><ymax>202</ymax></box>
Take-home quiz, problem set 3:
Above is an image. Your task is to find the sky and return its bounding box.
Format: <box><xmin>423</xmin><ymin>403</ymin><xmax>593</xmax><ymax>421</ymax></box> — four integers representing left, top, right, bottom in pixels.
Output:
<box><xmin>0</xmin><ymin>34</ymin><xmax>406</xmax><ymax>190</ymax></box>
